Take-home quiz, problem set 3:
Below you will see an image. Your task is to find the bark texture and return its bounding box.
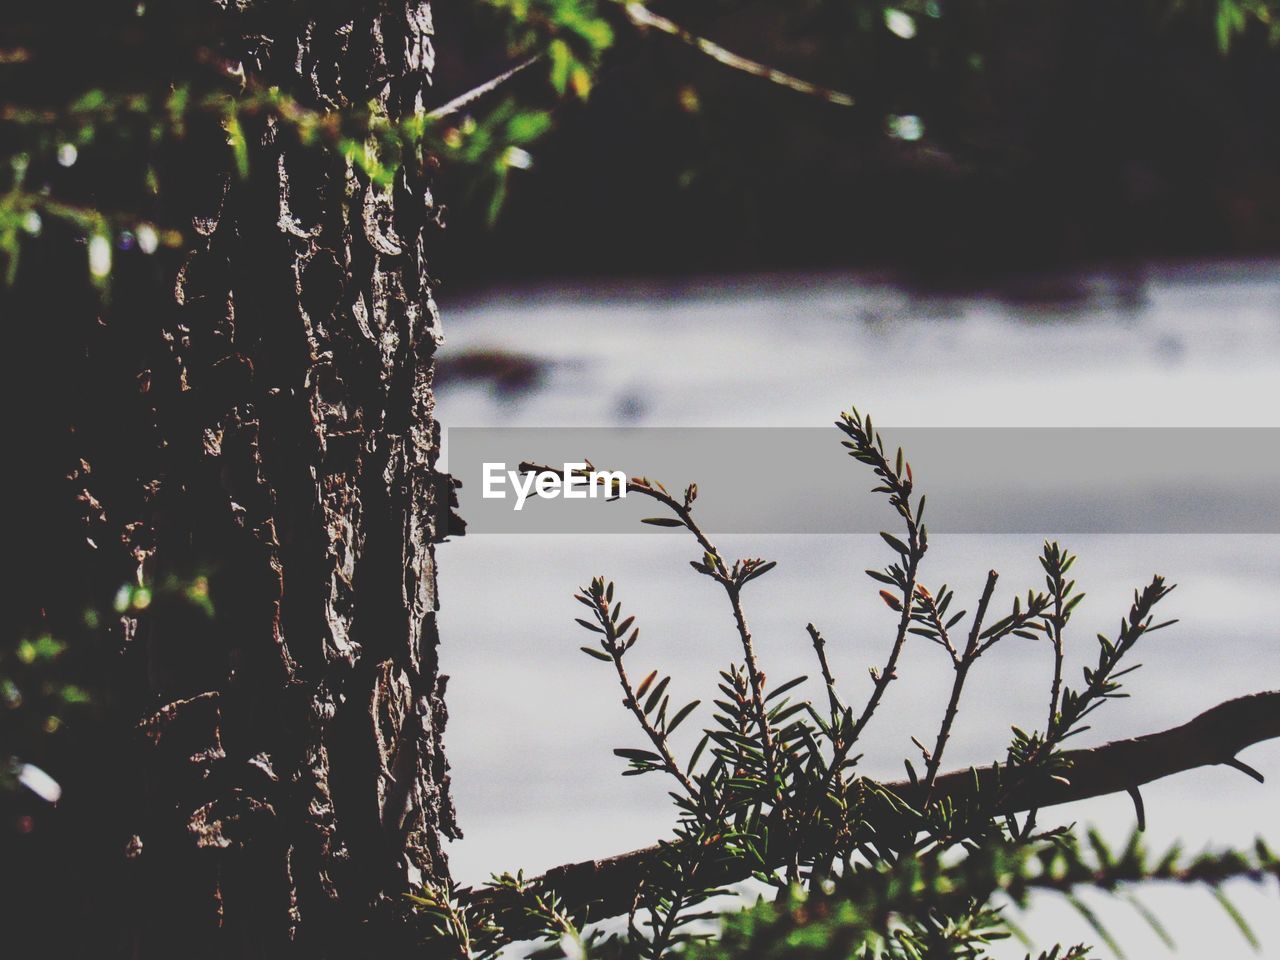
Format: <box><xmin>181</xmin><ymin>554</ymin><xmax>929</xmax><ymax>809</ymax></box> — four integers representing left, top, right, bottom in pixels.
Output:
<box><xmin>4</xmin><ymin>2</ymin><xmax>459</xmax><ymax>956</ymax></box>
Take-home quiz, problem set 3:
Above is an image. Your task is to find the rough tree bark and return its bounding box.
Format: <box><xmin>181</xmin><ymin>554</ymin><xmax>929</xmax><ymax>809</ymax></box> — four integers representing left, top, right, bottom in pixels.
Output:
<box><xmin>4</xmin><ymin>2</ymin><xmax>459</xmax><ymax>957</ymax></box>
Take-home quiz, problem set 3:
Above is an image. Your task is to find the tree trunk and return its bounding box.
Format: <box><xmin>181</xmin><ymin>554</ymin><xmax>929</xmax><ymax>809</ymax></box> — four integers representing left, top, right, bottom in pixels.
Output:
<box><xmin>3</xmin><ymin>3</ymin><xmax>459</xmax><ymax>956</ymax></box>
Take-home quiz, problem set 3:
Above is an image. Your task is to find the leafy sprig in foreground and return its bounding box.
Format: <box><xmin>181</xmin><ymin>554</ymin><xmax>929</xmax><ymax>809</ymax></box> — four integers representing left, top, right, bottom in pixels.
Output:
<box><xmin>409</xmin><ymin>408</ymin><xmax>1276</xmax><ymax>959</ymax></box>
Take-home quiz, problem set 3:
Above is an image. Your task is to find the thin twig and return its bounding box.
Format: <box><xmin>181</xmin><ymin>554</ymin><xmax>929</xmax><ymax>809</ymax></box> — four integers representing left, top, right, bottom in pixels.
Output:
<box><xmin>913</xmin><ymin>585</ymin><xmax>959</xmax><ymax>663</ymax></box>
<box><xmin>526</xmin><ymin>462</ymin><xmax>780</xmax><ymax>786</ymax></box>
<box><xmin>853</xmin><ymin>543</ymin><xmax>920</xmax><ymax>743</ymax></box>
<box><xmin>806</xmin><ymin>623</ymin><xmax>841</xmax><ymax>719</ymax></box>
<box><xmin>1047</xmin><ymin>583</ymin><xmax>1066</xmax><ymax>737</ymax></box>
<box><xmin>426</xmin><ymin>55</ymin><xmax>543</xmax><ymax>121</ymax></box>
<box><xmin>923</xmin><ymin>570</ymin><xmax>998</xmax><ymax>794</ymax></box>
<box><xmin>622</xmin><ymin>2</ymin><xmax>856</xmax><ymax>107</ymax></box>
<box><xmin>609</xmin><ymin>643</ymin><xmax>696</xmax><ymax>796</ymax></box>
<box><xmin>631</xmin><ymin>480</ymin><xmax>778</xmax><ymax>784</ymax></box>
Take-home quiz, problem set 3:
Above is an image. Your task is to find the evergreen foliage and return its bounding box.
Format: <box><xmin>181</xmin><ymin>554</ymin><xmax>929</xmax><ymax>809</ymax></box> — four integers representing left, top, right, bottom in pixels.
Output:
<box><xmin>405</xmin><ymin>410</ymin><xmax>1277</xmax><ymax>959</ymax></box>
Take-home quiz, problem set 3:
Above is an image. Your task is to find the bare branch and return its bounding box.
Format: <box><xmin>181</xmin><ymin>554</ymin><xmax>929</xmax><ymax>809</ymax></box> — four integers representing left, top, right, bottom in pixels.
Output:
<box><xmin>426</xmin><ymin>55</ymin><xmax>542</xmax><ymax>121</ymax></box>
<box><xmin>622</xmin><ymin>2</ymin><xmax>856</xmax><ymax>107</ymax></box>
<box><xmin>806</xmin><ymin>623</ymin><xmax>841</xmax><ymax>718</ymax></box>
<box><xmin>922</xmin><ymin>571</ymin><xmax>999</xmax><ymax>794</ymax></box>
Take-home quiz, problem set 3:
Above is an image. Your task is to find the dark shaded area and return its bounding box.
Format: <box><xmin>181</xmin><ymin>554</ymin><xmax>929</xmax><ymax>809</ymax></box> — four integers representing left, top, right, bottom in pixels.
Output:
<box><xmin>431</xmin><ymin>0</ymin><xmax>1280</xmax><ymax>291</ymax></box>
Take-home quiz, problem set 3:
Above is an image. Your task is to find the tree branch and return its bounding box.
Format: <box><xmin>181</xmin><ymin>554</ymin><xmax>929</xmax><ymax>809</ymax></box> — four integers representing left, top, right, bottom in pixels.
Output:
<box><xmin>426</xmin><ymin>55</ymin><xmax>542</xmax><ymax>121</ymax></box>
<box><xmin>622</xmin><ymin>2</ymin><xmax>856</xmax><ymax>107</ymax></box>
<box><xmin>463</xmin><ymin>691</ymin><xmax>1279</xmax><ymax>923</ymax></box>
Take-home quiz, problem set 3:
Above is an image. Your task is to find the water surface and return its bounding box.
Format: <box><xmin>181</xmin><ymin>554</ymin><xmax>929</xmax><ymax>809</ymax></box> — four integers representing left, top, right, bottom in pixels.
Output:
<box><xmin>434</xmin><ymin>261</ymin><xmax>1280</xmax><ymax>958</ymax></box>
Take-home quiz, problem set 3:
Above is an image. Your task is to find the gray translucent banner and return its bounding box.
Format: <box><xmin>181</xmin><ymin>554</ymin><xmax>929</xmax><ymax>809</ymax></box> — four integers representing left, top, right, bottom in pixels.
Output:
<box><xmin>444</xmin><ymin>428</ymin><xmax>1279</xmax><ymax>534</ymax></box>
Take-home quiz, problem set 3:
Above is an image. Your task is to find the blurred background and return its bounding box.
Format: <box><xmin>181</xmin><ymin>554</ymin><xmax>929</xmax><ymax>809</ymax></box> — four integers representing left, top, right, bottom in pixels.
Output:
<box><xmin>3</xmin><ymin>2</ymin><xmax>1278</xmax><ymax>956</ymax></box>
<box><xmin>422</xmin><ymin>2</ymin><xmax>1280</xmax><ymax>956</ymax></box>
<box><xmin>429</xmin><ymin>0</ymin><xmax>1280</xmax><ymax>289</ymax></box>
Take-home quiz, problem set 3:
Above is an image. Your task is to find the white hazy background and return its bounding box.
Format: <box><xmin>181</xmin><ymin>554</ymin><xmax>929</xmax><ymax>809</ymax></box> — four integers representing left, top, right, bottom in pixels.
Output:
<box><xmin>434</xmin><ymin>261</ymin><xmax>1280</xmax><ymax>959</ymax></box>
